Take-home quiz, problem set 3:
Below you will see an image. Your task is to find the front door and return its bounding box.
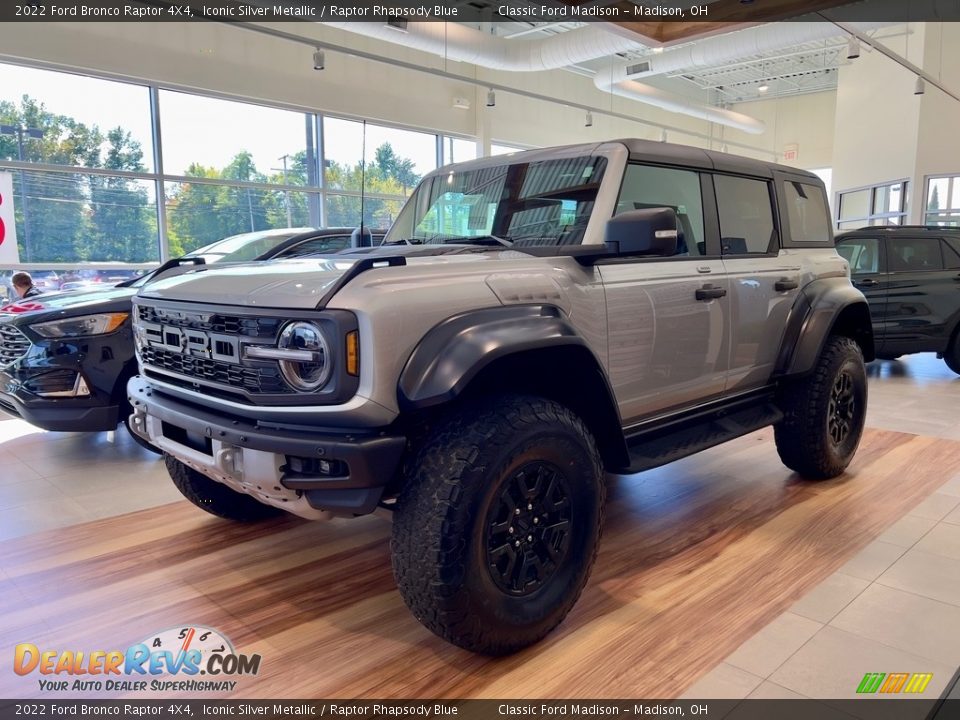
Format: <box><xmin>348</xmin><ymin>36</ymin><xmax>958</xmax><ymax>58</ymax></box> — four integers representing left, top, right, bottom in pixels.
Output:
<box><xmin>600</xmin><ymin>163</ymin><xmax>728</xmax><ymax>423</ymax></box>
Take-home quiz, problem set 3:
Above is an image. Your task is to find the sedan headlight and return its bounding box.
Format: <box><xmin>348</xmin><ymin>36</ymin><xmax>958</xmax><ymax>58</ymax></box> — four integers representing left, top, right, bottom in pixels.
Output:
<box><xmin>30</xmin><ymin>312</ymin><xmax>129</xmax><ymax>338</ymax></box>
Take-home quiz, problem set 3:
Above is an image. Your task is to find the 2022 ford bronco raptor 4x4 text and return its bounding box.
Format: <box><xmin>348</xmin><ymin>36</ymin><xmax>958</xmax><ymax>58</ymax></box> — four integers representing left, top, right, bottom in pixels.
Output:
<box><xmin>128</xmin><ymin>140</ymin><xmax>874</xmax><ymax>655</ymax></box>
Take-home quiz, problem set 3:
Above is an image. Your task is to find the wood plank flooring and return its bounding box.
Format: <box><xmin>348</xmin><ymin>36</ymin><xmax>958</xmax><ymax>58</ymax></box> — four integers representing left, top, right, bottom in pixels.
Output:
<box><xmin>2</xmin><ymin>427</ymin><xmax>958</xmax><ymax>699</ymax></box>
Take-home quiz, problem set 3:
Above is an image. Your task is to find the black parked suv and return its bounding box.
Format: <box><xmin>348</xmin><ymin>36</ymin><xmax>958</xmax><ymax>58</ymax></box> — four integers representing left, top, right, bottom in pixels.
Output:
<box><xmin>0</xmin><ymin>227</ymin><xmax>383</xmax><ymax>449</ymax></box>
<box><xmin>836</xmin><ymin>226</ymin><xmax>960</xmax><ymax>374</ymax></box>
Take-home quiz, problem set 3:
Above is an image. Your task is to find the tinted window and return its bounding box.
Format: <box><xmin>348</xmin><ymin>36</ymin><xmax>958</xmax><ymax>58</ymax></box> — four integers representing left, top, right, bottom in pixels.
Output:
<box><xmin>715</xmin><ymin>176</ymin><xmax>775</xmax><ymax>254</ymax></box>
<box><xmin>837</xmin><ymin>237</ymin><xmax>882</xmax><ymax>274</ymax></box>
<box><xmin>616</xmin><ymin>164</ymin><xmax>704</xmax><ymax>256</ymax></box>
<box><xmin>276</xmin><ymin>236</ymin><xmax>352</xmax><ymax>258</ymax></box>
<box><xmin>942</xmin><ymin>240</ymin><xmax>960</xmax><ymax>270</ymax></box>
<box><xmin>888</xmin><ymin>237</ymin><xmax>944</xmax><ymax>272</ymax></box>
<box><xmin>785</xmin><ymin>181</ymin><xmax>832</xmax><ymax>243</ymax></box>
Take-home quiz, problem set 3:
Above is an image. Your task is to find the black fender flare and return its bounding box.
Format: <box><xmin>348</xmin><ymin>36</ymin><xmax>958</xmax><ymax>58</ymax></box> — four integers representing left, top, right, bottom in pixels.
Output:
<box><xmin>775</xmin><ymin>277</ymin><xmax>876</xmax><ymax>377</ymax></box>
<box><xmin>398</xmin><ymin>305</ymin><xmax>594</xmax><ymax>409</ymax></box>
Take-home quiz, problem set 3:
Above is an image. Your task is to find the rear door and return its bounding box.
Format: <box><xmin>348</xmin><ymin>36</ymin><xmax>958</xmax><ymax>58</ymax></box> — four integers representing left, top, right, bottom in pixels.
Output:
<box><xmin>883</xmin><ymin>235</ymin><xmax>960</xmax><ymax>354</ymax></box>
<box><xmin>714</xmin><ymin>173</ymin><xmax>801</xmax><ymax>391</ymax></box>
<box><xmin>836</xmin><ymin>234</ymin><xmax>888</xmax><ymax>352</ymax></box>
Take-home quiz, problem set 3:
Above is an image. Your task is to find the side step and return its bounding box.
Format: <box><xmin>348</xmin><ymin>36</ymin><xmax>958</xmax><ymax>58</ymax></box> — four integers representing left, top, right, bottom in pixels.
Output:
<box><xmin>623</xmin><ymin>399</ymin><xmax>783</xmax><ymax>474</ymax></box>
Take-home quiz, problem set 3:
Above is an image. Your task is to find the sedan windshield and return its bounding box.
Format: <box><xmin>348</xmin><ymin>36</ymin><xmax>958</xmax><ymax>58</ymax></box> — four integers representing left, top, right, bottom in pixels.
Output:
<box><xmin>386</xmin><ymin>155</ymin><xmax>607</xmax><ymax>247</ymax></box>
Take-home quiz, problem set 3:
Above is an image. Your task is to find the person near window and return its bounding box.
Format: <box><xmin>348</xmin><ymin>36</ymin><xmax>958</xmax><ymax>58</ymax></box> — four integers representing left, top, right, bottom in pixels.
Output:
<box><xmin>11</xmin><ymin>272</ymin><xmax>43</xmax><ymax>299</ymax></box>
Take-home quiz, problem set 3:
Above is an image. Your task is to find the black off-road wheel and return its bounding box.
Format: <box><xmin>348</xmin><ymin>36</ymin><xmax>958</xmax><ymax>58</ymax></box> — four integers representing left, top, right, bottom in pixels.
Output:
<box><xmin>775</xmin><ymin>335</ymin><xmax>867</xmax><ymax>480</ymax></box>
<box><xmin>391</xmin><ymin>394</ymin><xmax>605</xmax><ymax>655</ymax></box>
<box><xmin>165</xmin><ymin>454</ymin><xmax>283</xmax><ymax>521</ymax></box>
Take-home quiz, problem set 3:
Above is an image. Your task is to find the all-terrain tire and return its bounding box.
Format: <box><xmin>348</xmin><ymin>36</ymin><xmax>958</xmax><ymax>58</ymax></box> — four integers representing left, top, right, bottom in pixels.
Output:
<box><xmin>391</xmin><ymin>394</ymin><xmax>605</xmax><ymax>655</ymax></box>
<box><xmin>165</xmin><ymin>454</ymin><xmax>283</xmax><ymax>521</ymax></box>
<box><xmin>775</xmin><ymin>335</ymin><xmax>867</xmax><ymax>480</ymax></box>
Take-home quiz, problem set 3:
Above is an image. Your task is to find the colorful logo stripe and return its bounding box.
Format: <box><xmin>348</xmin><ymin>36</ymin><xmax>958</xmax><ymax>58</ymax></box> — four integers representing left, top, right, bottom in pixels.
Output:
<box><xmin>856</xmin><ymin>672</ymin><xmax>932</xmax><ymax>694</ymax></box>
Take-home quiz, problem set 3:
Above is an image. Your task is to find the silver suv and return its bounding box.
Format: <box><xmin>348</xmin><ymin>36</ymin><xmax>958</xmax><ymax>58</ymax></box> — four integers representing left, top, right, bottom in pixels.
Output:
<box><xmin>128</xmin><ymin>140</ymin><xmax>874</xmax><ymax>655</ymax></box>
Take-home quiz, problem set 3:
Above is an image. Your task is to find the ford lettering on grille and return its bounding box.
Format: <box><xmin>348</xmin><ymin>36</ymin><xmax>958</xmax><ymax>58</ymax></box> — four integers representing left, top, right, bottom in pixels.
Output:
<box><xmin>140</xmin><ymin>320</ymin><xmax>240</xmax><ymax>363</ymax></box>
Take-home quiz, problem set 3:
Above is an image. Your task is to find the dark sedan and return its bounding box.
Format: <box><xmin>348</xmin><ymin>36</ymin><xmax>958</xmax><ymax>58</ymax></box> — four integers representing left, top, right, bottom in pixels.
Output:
<box><xmin>0</xmin><ymin>227</ymin><xmax>384</xmax><ymax>450</ymax></box>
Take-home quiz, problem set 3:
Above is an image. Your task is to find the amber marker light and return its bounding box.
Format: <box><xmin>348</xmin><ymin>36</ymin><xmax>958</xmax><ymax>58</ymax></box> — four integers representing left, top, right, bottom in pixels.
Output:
<box><xmin>346</xmin><ymin>330</ymin><xmax>360</xmax><ymax>376</ymax></box>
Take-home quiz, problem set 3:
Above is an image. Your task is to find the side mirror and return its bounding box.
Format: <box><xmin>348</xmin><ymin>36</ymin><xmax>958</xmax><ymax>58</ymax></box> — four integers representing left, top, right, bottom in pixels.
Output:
<box><xmin>604</xmin><ymin>207</ymin><xmax>680</xmax><ymax>258</ymax></box>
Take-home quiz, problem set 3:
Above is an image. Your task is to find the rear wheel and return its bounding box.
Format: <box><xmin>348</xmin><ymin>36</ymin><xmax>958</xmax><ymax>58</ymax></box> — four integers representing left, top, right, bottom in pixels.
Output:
<box><xmin>775</xmin><ymin>336</ymin><xmax>867</xmax><ymax>480</ymax></box>
<box><xmin>166</xmin><ymin>455</ymin><xmax>283</xmax><ymax>521</ymax></box>
<box><xmin>391</xmin><ymin>394</ymin><xmax>605</xmax><ymax>655</ymax></box>
<box><xmin>945</xmin><ymin>333</ymin><xmax>960</xmax><ymax>375</ymax></box>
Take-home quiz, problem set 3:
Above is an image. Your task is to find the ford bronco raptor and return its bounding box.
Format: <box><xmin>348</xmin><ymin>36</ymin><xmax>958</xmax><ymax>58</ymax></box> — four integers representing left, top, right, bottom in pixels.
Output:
<box><xmin>128</xmin><ymin>140</ymin><xmax>873</xmax><ymax>655</ymax></box>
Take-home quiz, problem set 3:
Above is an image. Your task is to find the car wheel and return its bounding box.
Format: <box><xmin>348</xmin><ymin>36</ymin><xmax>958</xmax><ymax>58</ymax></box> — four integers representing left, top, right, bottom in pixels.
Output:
<box><xmin>944</xmin><ymin>332</ymin><xmax>960</xmax><ymax>376</ymax></box>
<box><xmin>775</xmin><ymin>335</ymin><xmax>867</xmax><ymax>480</ymax></box>
<box><xmin>391</xmin><ymin>394</ymin><xmax>605</xmax><ymax>655</ymax></box>
<box><xmin>165</xmin><ymin>455</ymin><xmax>284</xmax><ymax>521</ymax></box>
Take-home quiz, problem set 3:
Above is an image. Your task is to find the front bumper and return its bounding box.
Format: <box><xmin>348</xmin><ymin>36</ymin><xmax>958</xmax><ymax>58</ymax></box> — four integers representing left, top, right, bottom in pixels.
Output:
<box><xmin>127</xmin><ymin>375</ymin><xmax>407</xmax><ymax>518</ymax></box>
<box><xmin>0</xmin><ymin>371</ymin><xmax>119</xmax><ymax>432</ymax></box>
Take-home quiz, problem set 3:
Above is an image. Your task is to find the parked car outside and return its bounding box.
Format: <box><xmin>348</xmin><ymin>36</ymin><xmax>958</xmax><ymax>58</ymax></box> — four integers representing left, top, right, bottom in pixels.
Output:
<box><xmin>0</xmin><ymin>227</ymin><xmax>384</xmax><ymax>451</ymax></box>
<box><xmin>836</xmin><ymin>226</ymin><xmax>960</xmax><ymax>374</ymax></box>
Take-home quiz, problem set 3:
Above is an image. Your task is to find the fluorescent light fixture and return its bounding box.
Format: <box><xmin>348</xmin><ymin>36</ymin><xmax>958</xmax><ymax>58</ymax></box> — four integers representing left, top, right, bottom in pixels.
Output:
<box><xmin>486</xmin><ymin>89</ymin><xmax>496</xmax><ymax>107</ymax></box>
<box><xmin>585</xmin><ymin>111</ymin><xmax>593</xmax><ymax>127</ymax></box>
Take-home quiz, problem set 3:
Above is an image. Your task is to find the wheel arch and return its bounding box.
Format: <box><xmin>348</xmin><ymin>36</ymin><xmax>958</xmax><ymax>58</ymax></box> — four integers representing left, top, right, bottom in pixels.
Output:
<box><xmin>776</xmin><ymin>278</ymin><xmax>875</xmax><ymax>377</ymax></box>
<box><xmin>397</xmin><ymin>305</ymin><xmax>628</xmax><ymax>470</ymax></box>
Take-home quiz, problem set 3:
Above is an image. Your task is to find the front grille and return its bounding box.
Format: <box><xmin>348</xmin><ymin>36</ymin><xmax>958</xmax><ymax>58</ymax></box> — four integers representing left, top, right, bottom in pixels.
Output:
<box><xmin>0</xmin><ymin>324</ymin><xmax>31</xmax><ymax>366</ymax></box>
<box><xmin>137</xmin><ymin>305</ymin><xmax>281</xmax><ymax>339</ymax></box>
<box><xmin>140</xmin><ymin>346</ymin><xmax>290</xmax><ymax>395</ymax></box>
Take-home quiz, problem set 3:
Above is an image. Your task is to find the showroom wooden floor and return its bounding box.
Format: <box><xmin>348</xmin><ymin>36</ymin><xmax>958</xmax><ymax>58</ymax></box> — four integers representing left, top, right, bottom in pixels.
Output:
<box><xmin>3</xmin><ymin>426</ymin><xmax>959</xmax><ymax>699</ymax></box>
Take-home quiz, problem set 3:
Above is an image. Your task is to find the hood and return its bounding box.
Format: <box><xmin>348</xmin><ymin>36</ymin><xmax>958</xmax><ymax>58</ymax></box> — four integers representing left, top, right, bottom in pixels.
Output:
<box><xmin>1</xmin><ymin>286</ymin><xmax>137</xmax><ymax>323</ymax></box>
<box><xmin>137</xmin><ymin>246</ymin><xmax>498</xmax><ymax>310</ymax></box>
<box><xmin>137</xmin><ymin>257</ymin><xmax>359</xmax><ymax>310</ymax></box>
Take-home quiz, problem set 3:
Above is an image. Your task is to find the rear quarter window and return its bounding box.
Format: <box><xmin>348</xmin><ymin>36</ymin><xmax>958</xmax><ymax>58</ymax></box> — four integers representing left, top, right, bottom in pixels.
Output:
<box><xmin>784</xmin><ymin>181</ymin><xmax>832</xmax><ymax>244</ymax></box>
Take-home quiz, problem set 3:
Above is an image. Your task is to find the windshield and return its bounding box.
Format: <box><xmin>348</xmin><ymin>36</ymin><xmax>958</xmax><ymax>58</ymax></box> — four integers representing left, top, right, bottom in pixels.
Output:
<box><xmin>386</xmin><ymin>155</ymin><xmax>607</xmax><ymax>247</ymax></box>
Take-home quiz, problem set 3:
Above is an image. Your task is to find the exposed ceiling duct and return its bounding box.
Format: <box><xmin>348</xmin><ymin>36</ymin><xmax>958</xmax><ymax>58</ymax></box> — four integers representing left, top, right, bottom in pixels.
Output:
<box><xmin>323</xmin><ymin>21</ymin><xmax>767</xmax><ymax>133</ymax></box>
<box><xmin>321</xmin><ymin>22</ymin><xmax>641</xmax><ymax>72</ymax></box>
<box><xmin>605</xmin><ymin>21</ymin><xmax>893</xmax><ymax>83</ymax></box>
<box><xmin>320</xmin><ymin>20</ymin><xmax>889</xmax><ymax>136</ymax></box>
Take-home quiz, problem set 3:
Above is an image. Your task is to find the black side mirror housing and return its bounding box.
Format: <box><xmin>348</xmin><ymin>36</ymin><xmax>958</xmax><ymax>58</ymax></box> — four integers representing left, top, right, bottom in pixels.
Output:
<box><xmin>604</xmin><ymin>207</ymin><xmax>680</xmax><ymax>258</ymax></box>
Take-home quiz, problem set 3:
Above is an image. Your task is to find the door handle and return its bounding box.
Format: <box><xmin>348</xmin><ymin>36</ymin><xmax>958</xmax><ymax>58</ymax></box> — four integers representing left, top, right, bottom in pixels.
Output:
<box><xmin>774</xmin><ymin>278</ymin><xmax>799</xmax><ymax>292</ymax></box>
<box><xmin>696</xmin><ymin>284</ymin><xmax>727</xmax><ymax>301</ymax></box>
<box><xmin>855</xmin><ymin>278</ymin><xmax>879</xmax><ymax>287</ymax></box>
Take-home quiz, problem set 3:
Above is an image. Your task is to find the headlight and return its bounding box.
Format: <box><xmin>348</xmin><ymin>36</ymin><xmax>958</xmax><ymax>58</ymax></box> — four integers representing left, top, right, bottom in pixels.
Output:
<box><xmin>246</xmin><ymin>321</ymin><xmax>331</xmax><ymax>392</ymax></box>
<box><xmin>30</xmin><ymin>312</ymin><xmax>129</xmax><ymax>338</ymax></box>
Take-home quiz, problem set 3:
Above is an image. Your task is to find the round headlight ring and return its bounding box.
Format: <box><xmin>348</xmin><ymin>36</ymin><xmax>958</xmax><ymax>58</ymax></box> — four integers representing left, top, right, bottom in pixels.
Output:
<box><xmin>277</xmin><ymin>321</ymin><xmax>332</xmax><ymax>392</ymax></box>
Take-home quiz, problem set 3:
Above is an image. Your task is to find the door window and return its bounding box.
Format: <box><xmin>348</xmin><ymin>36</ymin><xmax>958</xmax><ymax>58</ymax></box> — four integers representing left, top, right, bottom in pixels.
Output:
<box><xmin>887</xmin><ymin>237</ymin><xmax>944</xmax><ymax>272</ymax></box>
<box><xmin>714</xmin><ymin>176</ymin><xmax>777</xmax><ymax>255</ymax></box>
<box><xmin>837</xmin><ymin>237</ymin><xmax>883</xmax><ymax>274</ymax></box>
<box><xmin>941</xmin><ymin>240</ymin><xmax>960</xmax><ymax>270</ymax></box>
<box><xmin>784</xmin><ymin>180</ymin><xmax>832</xmax><ymax>243</ymax></box>
<box><xmin>616</xmin><ymin>164</ymin><xmax>705</xmax><ymax>256</ymax></box>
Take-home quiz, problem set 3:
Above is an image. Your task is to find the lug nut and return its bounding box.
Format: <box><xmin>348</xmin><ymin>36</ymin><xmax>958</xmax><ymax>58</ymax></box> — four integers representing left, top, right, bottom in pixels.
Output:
<box><xmin>527</xmin><ymin>503</ymin><xmax>533</xmax><ymax>510</ymax></box>
<box><xmin>527</xmin><ymin>535</ymin><xmax>533</xmax><ymax>542</ymax></box>
<box><xmin>515</xmin><ymin>508</ymin><xmax>521</xmax><ymax>515</ymax></box>
<box><xmin>515</xmin><ymin>540</ymin><xmax>521</xmax><ymax>547</ymax></box>
<box><xmin>533</xmin><ymin>517</ymin><xmax>539</xmax><ymax>524</ymax></box>
<box><xmin>508</xmin><ymin>527</ymin><xmax>514</xmax><ymax>534</ymax></box>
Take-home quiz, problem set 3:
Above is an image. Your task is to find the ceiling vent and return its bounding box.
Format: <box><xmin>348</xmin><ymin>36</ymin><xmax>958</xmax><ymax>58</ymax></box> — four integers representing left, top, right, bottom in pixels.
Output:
<box><xmin>385</xmin><ymin>18</ymin><xmax>409</xmax><ymax>32</ymax></box>
<box><xmin>625</xmin><ymin>60</ymin><xmax>652</xmax><ymax>76</ymax></box>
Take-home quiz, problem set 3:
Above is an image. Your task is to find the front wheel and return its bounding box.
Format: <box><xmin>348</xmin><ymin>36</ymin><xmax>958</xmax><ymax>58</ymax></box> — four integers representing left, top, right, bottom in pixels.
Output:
<box><xmin>391</xmin><ymin>394</ymin><xmax>605</xmax><ymax>655</ymax></box>
<box><xmin>775</xmin><ymin>335</ymin><xmax>867</xmax><ymax>480</ymax></box>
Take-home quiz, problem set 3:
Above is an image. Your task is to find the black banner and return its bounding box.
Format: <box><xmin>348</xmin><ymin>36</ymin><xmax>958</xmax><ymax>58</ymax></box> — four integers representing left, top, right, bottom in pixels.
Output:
<box><xmin>1</xmin><ymin>700</ymin><xmax>960</xmax><ymax>720</ymax></box>
<box><xmin>2</xmin><ymin>0</ymin><xmax>960</xmax><ymax>23</ymax></box>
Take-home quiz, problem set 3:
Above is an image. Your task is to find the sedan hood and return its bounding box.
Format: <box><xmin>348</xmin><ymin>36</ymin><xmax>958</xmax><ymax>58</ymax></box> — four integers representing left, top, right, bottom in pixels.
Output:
<box><xmin>1</xmin><ymin>286</ymin><xmax>137</xmax><ymax>323</ymax></box>
<box><xmin>137</xmin><ymin>257</ymin><xmax>359</xmax><ymax>310</ymax></box>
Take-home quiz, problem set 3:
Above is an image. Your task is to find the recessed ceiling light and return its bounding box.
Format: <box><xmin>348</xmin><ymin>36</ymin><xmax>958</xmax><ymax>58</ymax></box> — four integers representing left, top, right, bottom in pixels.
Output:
<box><xmin>758</xmin><ymin>84</ymin><xmax>769</xmax><ymax>93</ymax></box>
